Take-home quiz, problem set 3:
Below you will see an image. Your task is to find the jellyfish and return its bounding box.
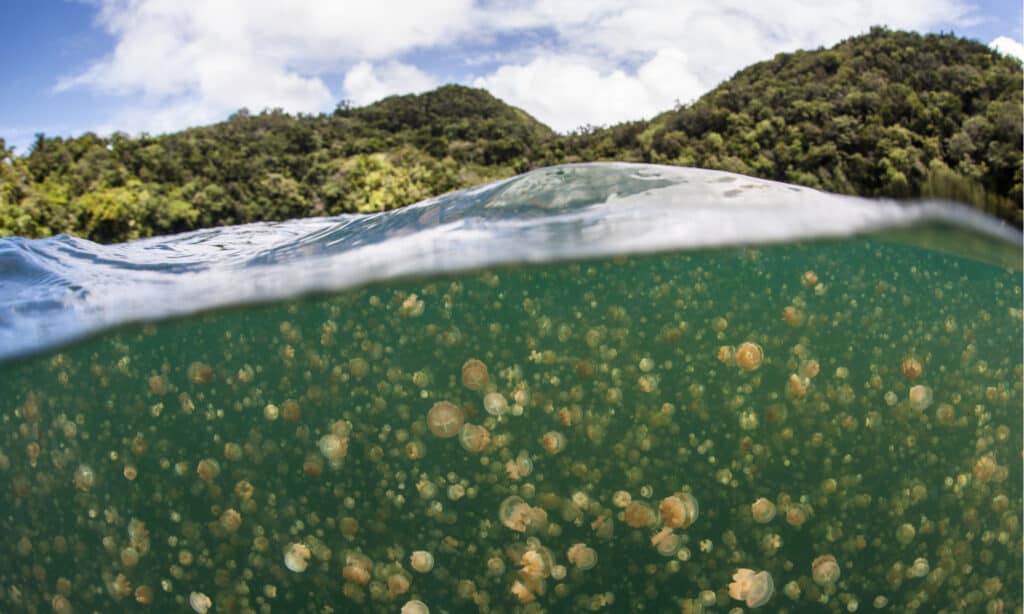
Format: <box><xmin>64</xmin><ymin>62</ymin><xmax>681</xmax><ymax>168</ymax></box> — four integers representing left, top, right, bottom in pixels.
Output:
<box><xmin>728</xmin><ymin>568</ymin><xmax>774</xmax><ymax>608</ymax></box>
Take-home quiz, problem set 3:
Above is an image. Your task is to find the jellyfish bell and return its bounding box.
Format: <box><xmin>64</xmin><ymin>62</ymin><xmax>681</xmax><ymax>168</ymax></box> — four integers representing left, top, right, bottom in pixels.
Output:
<box><xmin>728</xmin><ymin>568</ymin><xmax>774</xmax><ymax>608</ymax></box>
<box><xmin>901</xmin><ymin>357</ymin><xmax>923</xmax><ymax>379</ymax></box>
<box><xmin>318</xmin><ymin>433</ymin><xmax>349</xmax><ymax>465</ymax></box>
<box><xmin>461</xmin><ymin>359</ymin><xmax>489</xmax><ymax>391</ymax></box>
<box><xmin>342</xmin><ymin>553</ymin><xmax>373</xmax><ymax>585</ymax></box>
<box><xmin>908</xmin><ymin>385</ymin><xmax>933</xmax><ymax>411</ymax></box>
<box><xmin>785</xmin><ymin>504</ymin><xmax>808</xmax><ymax>528</ymax></box>
<box><xmin>410</xmin><ymin>550</ymin><xmax>434</xmax><ymax>573</ymax></box>
<box><xmin>659</xmin><ymin>493</ymin><xmax>699</xmax><ymax>529</ymax></box>
<box><xmin>651</xmin><ymin>528</ymin><xmax>681</xmax><ymax>557</ymax></box>
<box><xmin>625</xmin><ymin>501</ymin><xmax>658</xmax><ymax>529</ymax></box>
<box><xmin>427</xmin><ymin>401</ymin><xmax>464</xmax><ymax>438</ymax></box>
<box><xmin>541</xmin><ymin>431</ymin><xmax>566</xmax><ymax>454</ymax></box>
<box><xmin>388</xmin><ymin>573</ymin><xmax>411</xmax><ymax>596</ymax></box>
<box><xmin>459</xmin><ymin>423</ymin><xmax>491</xmax><ymax>453</ymax></box>
<box><xmin>483</xmin><ymin>392</ymin><xmax>508</xmax><ymax>416</ymax></box>
<box><xmin>566</xmin><ymin>543</ymin><xmax>598</xmax><ymax>570</ymax></box>
<box><xmin>196</xmin><ymin>458</ymin><xmax>220</xmax><ymax>481</ymax></box>
<box><xmin>284</xmin><ymin>543</ymin><xmax>311</xmax><ymax>573</ymax></box>
<box><xmin>519</xmin><ymin>548</ymin><xmax>551</xmax><ymax>578</ymax></box>
<box><xmin>73</xmin><ymin>464</ymin><xmax>96</xmax><ymax>491</ymax></box>
<box><xmin>510</xmin><ymin>580</ymin><xmax>536</xmax><ymax>604</ymax></box>
<box><xmin>189</xmin><ymin>592</ymin><xmax>212</xmax><ymax>614</ymax></box>
<box><xmin>751</xmin><ymin>498</ymin><xmax>776</xmax><ymax>523</ymax></box>
<box><xmin>401</xmin><ymin>600</ymin><xmax>430</xmax><ymax>614</ymax></box>
<box><xmin>811</xmin><ymin>554</ymin><xmax>841</xmax><ymax>585</ymax></box>
<box><xmin>735</xmin><ymin>342</ymin><xmax>764</xmax><ymax>371</ymax></box>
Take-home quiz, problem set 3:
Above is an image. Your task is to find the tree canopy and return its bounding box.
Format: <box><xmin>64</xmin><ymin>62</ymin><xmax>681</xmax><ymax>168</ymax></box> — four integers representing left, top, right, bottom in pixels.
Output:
<box><xmin>2</xmin><ymin>29</ymin><xmax>1020</xmax><ymax>243</ymax></box>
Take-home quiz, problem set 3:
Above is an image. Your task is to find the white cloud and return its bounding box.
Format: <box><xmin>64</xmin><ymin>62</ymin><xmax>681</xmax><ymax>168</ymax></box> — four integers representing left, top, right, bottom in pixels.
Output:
<box><xmin>343</xmin><ymin>61</ymin><xmax>439</xmax><ymax>106</ymax></box>
<box><xmin>990</xmin><ymin>36</ymin><xmax>1024</xmax><ymax>61</ymax></box>
<box><xmin>57</xmin><ymin>0</ymin><xmax>475</xmax><ymax>134</ymax></box>
<box><xmin>56</xmin><ymin>0</ymin><xmax>984</xmax><ymax>136</ymax></box>
<box><xmin>473</xmin><ymin>49</ymin><xmax>705</xmax><ymax>132</ymax></box>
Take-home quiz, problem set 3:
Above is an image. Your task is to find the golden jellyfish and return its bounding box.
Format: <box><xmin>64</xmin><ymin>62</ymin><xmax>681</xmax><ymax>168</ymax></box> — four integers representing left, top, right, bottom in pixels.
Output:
<box><xmin>505</xmin><ymin>451</ymin><xmax>533</xmax><ymax>480</ymax></box>
<box><xmin>728</xmin><ymin>568</ymin><xmax>774</xmax><ymax>608</ymax></box>
<box><xmin>974</xmin><ymin>454</ymin><xmax>1000</xmax><ymax>483</ymax></box>
<box><xmin>196</xmin><ymin>458</ymin><xmax>220</xmax><ymax>481</ymax></box>
<box><xmin>901</xmin><ymin>357</ymin><xmax>923</xmax><ymax>379</ymax></box>
<box><xmin>410</xmin><ymin>550</ymin><xmax>434</xmax><ymax>573</ymax></box>
<box><xmin>567</xmin><ymin>543</ymin><xmax>598</xmax><ymax>570</ymax></box>
<box><xmin>189</xmin><ymin>592</ymin><xmax>212</xmax><ymax>614</ymax></box>
<box><xmin>349</xmin><ymin>357</ymin><xmax>369</xmax><ymax>378</ymax></box>
<box><xmin>895</xmin><ymin>523</ymin><xmax>916</xmax><ymax>545</ymax></box>
<box><xmin>282</xmin><ymin>399</ymin><xmax>301</xmax><ymax>422</ymax></box>
<box><xmin>120</xmin><ymin>546</ymin><xmax>140</xmax><ymax>568</ymax></box>
<box><xmin>735</xmin><ymin>342</ymin><xmax>764</xmax><ymax>371</ymax></box>
<box><xmin>426</xmin><ymin>401</ymin><xmax>464</xmax><ymax>438</ymax></box>
<box><xmin>510</xmin><ymin>580</ymin><xmax>536</xmax><ymax>604</ymax></box>
<box><xmin>399</xmin><ymin>293</ymin><xmax>425</xmax><ymax>317</ymax></box>
<box><xmin>219</xmin><ymin>509</ymin><xmax>242</xmax><ymax>532</ymax></box>
<box><xmin>785</xmin><ymin>504</ymin><xmax>808</xmax><ymax>528</ymax></box>
<box><xmin>187</xmin><ymin>362</ymin><xmax>213</xmax><ymax>385</ymax></box>
<box><xmin>660</xmin><ymin>493</ymin><xmax>699</xmax><ymax>529</ymax></box>
<box><xmin>401</xmin><ymin>600</ymin><xmax>430</xmax><ymax>614</ymax></box>
<box><xmin>782</xmin><ymin>306</ymin><xmax>803</xmax><ymax>326</ymax></box>
<box><xmin>811</xmin><ymin>554</ymin><xmax>841</xmax><ymax>585</ymax></box>
<box><xmin>751</xmin><ymin>498</ymin><xmax>776</xmax><ymax>523</ymax></box>
<box><xmin>519</xmin><ymin>548</ymin><xmax>552</xmax><ymax>578</ymax></box>
<box><xmin>234</xmin><ymin>480</ymin><xmax>254</xmax><ymax>501</ymax></box>
<box><xmin>318</xmin><ymin>433</ymin><xmax>349</xmax><ymax>465</ymax></box>
<box><xmin>134</xmin><ymin>586</ymin><xmax>154</xmax><ymax>605</ymax></box>
<box><xmin>801</xmin><ymin>270</ymin><xmax>818</xmax><ymax>288</ymax></box>
<box><xmin>284</xmin><ymin>543</ymin><xmax>311</xmax><ymax>573</ymax></box>
<box><xmin>908</xmin><ymin>385</ymin><xmax>933</xmax><ymax>411</ymax></box>
<box><xmin>405</xmin><ymin>441</ymin><xmax>427</xmax><ymax>461</ymax></box>
<box><xmin>541</xmin><ymin>431</ymin><xmax>566</xmax><ymax>454</ymax></box>
<box><xmin>483</xmin><ymin>391</ymin><xmax>508</xmax><ymax>416</ymax></box>
<box><xmin>651</xmin><ymin>528</ymin><xmax>681</xmax><ymax>557</ymax></box>
<box><xmin>625</xmin><ymin>501</ymin><xmax>658</xmax><ymax>529</ymax></box>
<box><xmin>51</xmin><ymin>596</ymin><xmax>72</xmax><ymax>614</ymax></box>
<box><xmin>388</xmin><ymin>573</ymin><xmax>411</xmax><ymax>596</ymax></box>
<box><xmin>799</xmin><ymin>359</ymin><xmax>820</xmax><ymax>378</ymax></box>
<box><xmin>786</xmin><ymin>374</ymin><xmax>809</xmax><ymax>400</ymax></box>
<box><xmin>459</xmin><ymin>423</ymin><xmax>491</xmax><ymax>453</ymax></box>
<box><xmin>342</xmin><ymin>553</ymin><xmax>373</xmax><ymax>585</ymax></box>
<box><xmin>461</xmin><ymin>359</ymin><xmax>489</xmax><ymax>391</ymax></box>
<box><xmin>73</xmin><ymin>464</ymin><xmax>96</xmax><ymax>491</ymax></box>
<box><xmin>499</xmin><ymin>496</ymin><xmax>543</xmax><ymax>532</ymax></box>
<box><xmin>935</xmin><ymin>403</ymin><xmax>955</xmax><ymax>426</ymax></box>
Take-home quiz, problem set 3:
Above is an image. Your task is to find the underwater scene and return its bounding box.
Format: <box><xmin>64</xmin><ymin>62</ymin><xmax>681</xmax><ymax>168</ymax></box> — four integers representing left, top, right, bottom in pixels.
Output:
<box><xmin>0</xmin><ymin>165</ymin><xmax>1020</xmax><ymax>613</ymax></box>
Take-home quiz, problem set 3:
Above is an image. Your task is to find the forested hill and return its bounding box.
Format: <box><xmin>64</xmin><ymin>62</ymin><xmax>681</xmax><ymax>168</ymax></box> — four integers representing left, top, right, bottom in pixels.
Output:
<box><xmin>1</xmin><ymin>27</ymin><xmax>1020</xmax><ymax>244</ymax></box>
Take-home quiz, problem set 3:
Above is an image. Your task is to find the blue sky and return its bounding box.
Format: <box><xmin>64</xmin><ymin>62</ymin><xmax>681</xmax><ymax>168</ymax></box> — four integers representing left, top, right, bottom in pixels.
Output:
<box><xmin>2</xmin><ymin>0</ymin><xmax>1021</xmax><ymax>155</ymax></box>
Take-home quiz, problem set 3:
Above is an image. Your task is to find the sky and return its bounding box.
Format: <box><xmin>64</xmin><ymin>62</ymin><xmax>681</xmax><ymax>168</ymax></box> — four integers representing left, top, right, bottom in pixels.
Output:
<box><xmin>1</xmin><ymin>0</ymin><xmax>1022</xmax><ymax>155</ymax></box>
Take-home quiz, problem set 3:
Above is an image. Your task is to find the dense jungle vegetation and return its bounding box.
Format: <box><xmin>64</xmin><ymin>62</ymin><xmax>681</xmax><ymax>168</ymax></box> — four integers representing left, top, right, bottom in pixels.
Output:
<box><xmin>1</xmin><ymin>28</ymin><xmax>1020</xmax><ymax>243</ymax></box>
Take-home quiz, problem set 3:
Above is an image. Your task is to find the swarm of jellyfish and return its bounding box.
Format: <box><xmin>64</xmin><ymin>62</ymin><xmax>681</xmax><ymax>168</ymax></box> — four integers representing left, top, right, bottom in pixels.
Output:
<box><xmin>0</xmin><ymin>238</ymin><xmax>1019</xmax><ymax>612</ymax></box>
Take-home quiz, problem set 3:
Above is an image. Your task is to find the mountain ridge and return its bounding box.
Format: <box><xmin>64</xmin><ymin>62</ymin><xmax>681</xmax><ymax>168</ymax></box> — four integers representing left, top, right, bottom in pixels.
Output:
<box><xmin>1</xmin><ymin>27</ymin><xmax>1020</xmax><ymax>243</ymax></box>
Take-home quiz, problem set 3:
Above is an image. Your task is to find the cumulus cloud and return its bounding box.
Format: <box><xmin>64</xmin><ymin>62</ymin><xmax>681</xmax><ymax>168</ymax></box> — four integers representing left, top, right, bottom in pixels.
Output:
<box><xmin>57</xmin><ymin>0</ymin><xmax>474</xmax><ymax>134</ymax></box>
<box><xmin>57</xmin><ymin>0</ymin><xmax>983</xmax><ymax>136</ymax></box>
<box><xmin>343</xmin><ymin>61</ymin><xmax>439</xmax><ymax>106</ymax></box>
<box><xmin>990</xmin><ymin>36</ymin><xmax>1024</xmax><ymax>61</ymax></box>
<box><xmin>473</xmin><ymin>49</ymin><xmax>704</xmax><ymax>132</ymax></box>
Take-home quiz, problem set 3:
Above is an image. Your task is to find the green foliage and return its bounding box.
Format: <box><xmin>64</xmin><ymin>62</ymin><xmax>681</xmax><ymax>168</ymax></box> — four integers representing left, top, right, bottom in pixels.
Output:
<box><xmin>1</xmin><ymin>30</ymin><xmax>1020</xmax><ymax>243</ymax></box>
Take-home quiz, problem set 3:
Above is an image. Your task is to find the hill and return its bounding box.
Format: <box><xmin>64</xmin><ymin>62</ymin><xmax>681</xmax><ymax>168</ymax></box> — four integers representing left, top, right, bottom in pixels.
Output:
<box><xmin>1</xmin><ymin>28</ymin><xmax>1020</xmax><ymax>243</ymax></box>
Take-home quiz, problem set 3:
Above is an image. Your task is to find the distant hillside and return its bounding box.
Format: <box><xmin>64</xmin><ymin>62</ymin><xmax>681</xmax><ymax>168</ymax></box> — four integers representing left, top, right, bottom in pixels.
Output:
<box><xmin>1</xmin><ymin>28</ymin><xmax>1020</xmax><ymax>243</ymax></box>
<box><xmin>544</xmin><ymin>27</ymin><xmax>1022</xmax><ymax>224</ymax></box>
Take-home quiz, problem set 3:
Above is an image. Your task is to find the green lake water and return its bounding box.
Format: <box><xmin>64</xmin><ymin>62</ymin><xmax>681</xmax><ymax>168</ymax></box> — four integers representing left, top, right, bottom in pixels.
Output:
<box><xmin>0</xmin><ymin>237</ymin><xmax>1020</xmax><ymax>613</ymax></box>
